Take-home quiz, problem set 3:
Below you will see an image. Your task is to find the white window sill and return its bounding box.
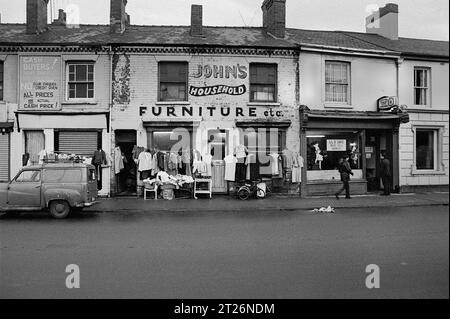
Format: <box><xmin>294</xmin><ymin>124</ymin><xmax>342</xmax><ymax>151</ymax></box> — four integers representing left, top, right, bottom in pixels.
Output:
<box><xmin>323</xmin><ymin>103</ymin><xmax>353</xmax><ymax>109</ymax></box>
<box><xmin>62</xmin><ymin>100</ymin><xmax>98</xmax><ymax>105</ymax></box>
<box><xmin>247</xmin><ymin>102</ymin><xmax>281</xmax><ymax>107</ymax></box>
<box><xmin>155</xmin><ymin>101</ymin><xmax>190</xmax><ymax>106</ymax></box>
<box><xmin>411</xmin><ymin>169</ymin><xmax>446</xmax><ymax>176</ymax></box>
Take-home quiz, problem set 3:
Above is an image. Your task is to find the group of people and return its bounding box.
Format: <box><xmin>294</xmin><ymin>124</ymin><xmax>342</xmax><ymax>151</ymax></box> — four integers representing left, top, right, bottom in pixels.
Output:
<box><xmin>335</xmin><ymin>151</ymin><xmax>392</xmax><ymax>200</ymax></box>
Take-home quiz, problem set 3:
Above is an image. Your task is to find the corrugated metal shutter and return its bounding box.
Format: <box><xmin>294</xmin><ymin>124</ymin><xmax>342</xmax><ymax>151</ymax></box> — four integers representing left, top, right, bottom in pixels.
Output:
<box><xmin>0</xmin><ymin>133</ymin><xmax>10</xmax><ymax>182</ymax></box>
<box><xmin>58</xmin><ymin>131</ymin><xmax>99</xmax><ymax>157</ymax></box>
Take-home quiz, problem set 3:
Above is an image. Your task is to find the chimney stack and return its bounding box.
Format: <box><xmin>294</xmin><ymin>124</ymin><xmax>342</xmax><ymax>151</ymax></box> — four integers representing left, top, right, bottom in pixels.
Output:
<box><xmin>110</xmin><ymin>0</ymin><xmax>129</xmax><ymax>34</ymax></box>
<box><xmin>26</xmin><ymin>0</ymin><xmax>49</xmax><ymax>34</ymax></box>
<box><xmin>366</xmin><ymin>3</ymin><xmax>399</xmax><ymax>40</ymax></box>
<box><xmin>190</xmin><ymin>5</ymin><xmax>203</xmax><ymax>37</ymax></box>
<box><xmin>52</xmin><ymin>9</ymin><xmax>67</xmax><ymax>26</ymax></box>
<box><xmin>262</xmin><ymin>0</ymin><xmax>286</xmax><ymax>38</ymax></box>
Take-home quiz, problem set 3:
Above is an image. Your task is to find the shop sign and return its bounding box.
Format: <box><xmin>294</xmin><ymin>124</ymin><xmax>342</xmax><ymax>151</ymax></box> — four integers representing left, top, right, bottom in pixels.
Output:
<box><xmin>192</xmin><ymin>64</ymin><xmax>248</xmax><ymax>79</ymax></box>
<box><xmin>189</xmin><ymin>85</ymin><xmax>246</xmax><ymax>97</ymax></box>
<box><xmin>19</xmin><ymin>56</ymin><xmax>61</xmax><ymax>111</ymax></box>
<box><xmin>327</xmin><ymin>139</ymin><xmax>347</xmax><ymax>152</ymax></box>
<box><xmin>377</xmin><ymin>96</ymin><xmax>399</xmax><ymax>113</ymax></box>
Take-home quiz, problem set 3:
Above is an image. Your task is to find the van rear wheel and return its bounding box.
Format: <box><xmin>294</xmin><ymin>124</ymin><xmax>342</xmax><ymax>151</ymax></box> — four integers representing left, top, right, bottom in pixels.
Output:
<box><xmin>49</xmin><ymin>200</ymin><xmax>71</xmax><ymax>219</ymax></box>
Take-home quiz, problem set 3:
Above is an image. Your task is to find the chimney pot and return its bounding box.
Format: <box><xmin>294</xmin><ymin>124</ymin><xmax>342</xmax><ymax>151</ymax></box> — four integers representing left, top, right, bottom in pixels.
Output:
<box><xmin>52</xmin><ymin>9</ymin><xmax>67</xmax><ymax>26</ymax></box>
<box><xmin>26</xmin><ymin>0</ymin><xmax>50</xmax><ymax>34</ymax></box>
<box><xmin>261</xmin><ymin>0</ymin><xmax>286</xmax><ymax>39</ymax></box>
<box><xmin>191</xmin><ymin>5</ymin><xmax>203</xmax><ymax>37</ymax></box>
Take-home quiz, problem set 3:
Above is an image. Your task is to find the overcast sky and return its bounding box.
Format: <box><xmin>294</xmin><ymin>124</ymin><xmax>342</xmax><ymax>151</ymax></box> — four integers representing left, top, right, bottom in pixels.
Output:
<box><xmin>0</xmin><ymin>0</ymin><xmax>448</xmax><ymax>40</ymax></box>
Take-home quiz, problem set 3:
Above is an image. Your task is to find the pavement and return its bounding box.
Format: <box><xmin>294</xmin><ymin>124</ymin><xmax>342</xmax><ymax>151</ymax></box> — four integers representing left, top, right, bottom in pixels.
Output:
<box><xmin>87</xmin><ymin>191</ymin><xmax>449</xmax><ymax>213</ymax></box>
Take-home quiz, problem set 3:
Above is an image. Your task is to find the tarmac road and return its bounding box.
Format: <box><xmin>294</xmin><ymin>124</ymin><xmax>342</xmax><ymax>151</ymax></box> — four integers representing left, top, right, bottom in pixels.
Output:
<box><xmin>0</xmin><ymin>206</ymin><xmax>448</xmax><ymax>299</ymax></box>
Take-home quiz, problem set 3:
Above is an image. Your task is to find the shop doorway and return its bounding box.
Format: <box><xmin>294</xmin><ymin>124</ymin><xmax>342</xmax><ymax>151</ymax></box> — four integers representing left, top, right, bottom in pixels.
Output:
<box><xmin>365</xmin><ymin>130</ymin><xmax>393</xmax><ymax>193</ymax></box>
<box><xmin>115</xmin><ymin>130</ymin><xmax>137</xmax><ymax>196</ymax></box>
<box><xmin>208</xmin><ymin>129</ymin><xmax>228</xmax><ymax>194</ymax></box>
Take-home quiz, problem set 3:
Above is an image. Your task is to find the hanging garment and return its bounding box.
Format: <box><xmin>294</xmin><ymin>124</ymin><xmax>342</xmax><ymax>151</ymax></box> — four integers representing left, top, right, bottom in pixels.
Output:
<box><xmin>292</xmin><ymin>153</ymin><xmax>304</xmax><ymax>183</ymax></box>
<box><xmin>270</xmin><ymin>153</ymin><xmax>279</xmax><ymax>176</ymax></box>
<box><xmin>246</xmin><ymin>153</ymin><xmax>260</xmax><ymax>181</ymax></box>
<box><xmin>168</xmin><ymin>153</ymin><xmax>179</xmax><ymax>176</ymax></box>
<box><xmin>234</xmin><ymin>144</ymin><xmax>248</xmax><ymax>159</ymax></box>
<box><xmin>224</xmin><ymin>155</ymin><xmax>237</xmax><ymax>182</ymax></box>
<box><xmin>203</xmin><ymin>154</ymin><xmax>213</xmax><ymax>177</ymax></box>
<box><xmin>38</xmin><ymin>149</ymin><xmax>47</xmax><ymax>165</ymax></box>
<box><xmin>156</xmin><ymin>152</ymin><xmax>165</xmax><ymax>170</ymax></box>
<box><xmin>138</xmin><ymin>151</ymin><xmax>153</xmax><ymax>172</ymax></box>
<box><xmin>235</xmin><ymin>156</ymin><xmax>247</xmax><ymax>182</ymax></box>
<box><xmin>93</xmin><ymin>150</ymin><xmax>107</xmax><ymax>166</ymax></box>
<box><xmin>114</xmin><ymin>147</ymin><xmax>125</xmax><ymax>175</ymax></box>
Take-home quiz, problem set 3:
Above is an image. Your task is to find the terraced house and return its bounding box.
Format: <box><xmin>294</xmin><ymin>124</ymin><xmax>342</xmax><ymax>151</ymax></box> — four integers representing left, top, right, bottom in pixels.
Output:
<box><xmin>0</xmin><ymin>0</ymin><xmax>448</xmax><ymax>198</ymax></box>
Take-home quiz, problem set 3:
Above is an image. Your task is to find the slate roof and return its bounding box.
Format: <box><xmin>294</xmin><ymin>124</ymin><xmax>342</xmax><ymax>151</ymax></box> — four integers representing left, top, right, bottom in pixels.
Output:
<box><xmin>0</xmin><ymin>23</ymin><xmax>448</xmax><ymax>58</ymax></box>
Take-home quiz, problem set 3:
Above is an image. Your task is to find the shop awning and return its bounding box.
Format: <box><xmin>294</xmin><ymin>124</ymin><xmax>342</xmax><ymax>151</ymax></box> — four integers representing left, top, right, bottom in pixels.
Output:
<box><xmin>0</xmin><ymin>122</ymin><xmax>14</xmax><ymax>133</ymax></box>
<box><xmin>236</xmin><ymin>120</ymin><xmax>292</xmax><ymax>129</ymax></box>
<box><xmin>301</xmin><ymin>109</ymin><xmax>409</xmax><ymax>130</ymax></box>
<box><xmin>143</xmin><ymin>120</ymin><xmax>201</xmax><ymax>128</ymax></box>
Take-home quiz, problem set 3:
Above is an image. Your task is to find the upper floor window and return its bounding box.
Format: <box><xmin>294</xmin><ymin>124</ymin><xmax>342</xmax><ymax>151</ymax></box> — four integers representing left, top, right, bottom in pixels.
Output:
<box><xmin>250</xmin><ymin>63</ymin><xmax>277</xmax><ymax>102</ymax></box>
<box><xmin>0</xmin><ymin>61</ymin><xmax>4</xmax><ymax>101</ymax></box>
<box><xmin>325</xmin><ymin>61</ymin><xmax>350</xmax><ymax>104</ymax></box>
<box><xmin>158</xmin><ymin>62</ymin><xmax>188</xmax><ymax>102</ymax></box>
<box><xmin>414</xmin><ymin>67</ymin><xmax>430</xmax><ymax>106</ymax></box>
<box><xmin>67</xmin><ymin>62</ymin><xmax>94</xmax><ymax>100</ymax></box>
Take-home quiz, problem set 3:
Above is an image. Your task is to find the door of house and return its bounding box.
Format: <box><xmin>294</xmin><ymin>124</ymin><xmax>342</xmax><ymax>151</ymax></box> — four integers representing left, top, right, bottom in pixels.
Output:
<box><xmin>365</xmin><ymin>130</ymin><xmax>394</xmax><ymax>192</ymax></box>
<box><xmin>208</xmin><ymin>130</ymin><xmax>228</xmax><ymax>194</ymax></box>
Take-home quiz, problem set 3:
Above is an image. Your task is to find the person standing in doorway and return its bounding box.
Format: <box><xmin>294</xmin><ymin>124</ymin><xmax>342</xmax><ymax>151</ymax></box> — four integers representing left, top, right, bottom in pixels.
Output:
<box><xmin>380</xmin><ymin>151</ymin><xmax>392</xmax><ymax>196</ymax></box>
<box><xmin>335</xmin><ymin>155</ymin><xmax>353</xmax><ymax>200</ymax></box>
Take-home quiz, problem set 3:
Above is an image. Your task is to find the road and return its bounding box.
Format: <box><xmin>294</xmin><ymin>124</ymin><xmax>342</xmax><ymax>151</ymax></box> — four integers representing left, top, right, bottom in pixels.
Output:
<box><xmin>0</xmin><ymin>206</ymin><xmax>448</xmax><ymax>299</ymax></box>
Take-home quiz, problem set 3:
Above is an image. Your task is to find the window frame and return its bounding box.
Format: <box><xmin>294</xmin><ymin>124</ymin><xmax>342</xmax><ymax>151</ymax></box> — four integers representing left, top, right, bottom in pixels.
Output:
<box><xmin>412</xmin><ymin>125</ymin><xmax>444</xmax><ymax>175</ymax></box>
<box><xmin>324</xmin><ymin>61</ymin><xmax>351</xmax><ymax>105</ymax></box>
<box><xmin>0</xmin><ymin>60</ymin><xmax>4</xmax><ymax>101</ymax></box>
<box><xmin>66</xmin><ymin>61</ymin><xmax>95</xmax><ymax>101</ymax></box>
<box><xmin>413</xmin><ymin>67</ymin><xmax>431</xmax><ymax>107</ymax></box>
<box><xmin>158</xmin><ymin>61</ymin><xmax>189</xmax><ymax>102</ymax></box>
<box><xmin>249</xmin><ymin>63</ymin><xmax>278</xmax><ymax>103</ymax></box>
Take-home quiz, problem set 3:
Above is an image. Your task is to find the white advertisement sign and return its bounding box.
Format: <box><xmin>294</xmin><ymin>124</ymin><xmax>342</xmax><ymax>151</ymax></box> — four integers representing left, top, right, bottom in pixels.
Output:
<box><xmin>327</xmin><ymin>139</ymin><xmax>347</xmax><ymax>152</ymax></box>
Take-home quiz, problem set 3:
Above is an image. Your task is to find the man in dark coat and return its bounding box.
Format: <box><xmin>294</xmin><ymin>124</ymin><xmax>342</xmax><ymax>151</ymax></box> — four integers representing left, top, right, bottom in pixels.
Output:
<box><xmin>380</xmin><ymin>151</ymin><xmax>392</xmax><ymax>196</ymax></box>
<box><xmin>335</xmin><ymin>155</ymin><xmax>353</xmax><ymax>200</ymax></box>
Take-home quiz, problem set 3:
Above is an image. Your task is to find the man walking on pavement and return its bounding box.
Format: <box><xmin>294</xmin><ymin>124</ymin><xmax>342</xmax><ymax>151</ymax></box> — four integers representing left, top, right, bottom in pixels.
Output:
<box><xmin>336</xmin><ymin>154</ymin><xmax>353</xmax><ymax>200</ymax></box>
<box><xmin>380</xmin><ymin>151</ymin><xmax>392</xmax><ymax>196</ymax></box>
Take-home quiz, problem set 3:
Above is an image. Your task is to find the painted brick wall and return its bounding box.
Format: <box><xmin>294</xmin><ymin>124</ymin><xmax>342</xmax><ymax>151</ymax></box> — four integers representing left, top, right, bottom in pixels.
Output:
<box><xmin>399</xmin><ymin>112</ymin><xmax>449</xmax><ymax>189</ymax></box>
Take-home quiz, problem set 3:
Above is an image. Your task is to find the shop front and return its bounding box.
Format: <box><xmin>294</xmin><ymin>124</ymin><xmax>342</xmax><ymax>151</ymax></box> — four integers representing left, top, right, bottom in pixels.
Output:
<box><xmin>299</xmin><ymin>107</ymin><xmax>409</xmax><ymax>196</ymax></box>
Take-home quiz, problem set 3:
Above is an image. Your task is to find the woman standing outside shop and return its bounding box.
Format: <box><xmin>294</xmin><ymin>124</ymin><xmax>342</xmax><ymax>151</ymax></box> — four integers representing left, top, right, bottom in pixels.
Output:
<box><xmin>335</xmin><ymin>155</ymin><xmax>354</xmax><ymax>200</ymax></box>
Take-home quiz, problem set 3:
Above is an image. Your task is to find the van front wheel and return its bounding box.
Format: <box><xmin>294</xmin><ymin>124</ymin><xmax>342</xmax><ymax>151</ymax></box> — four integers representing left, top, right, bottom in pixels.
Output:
<box><xmin>49</xmin><ymin>200</ymin><xmax>71</xmax><ymax>219</ymax></box>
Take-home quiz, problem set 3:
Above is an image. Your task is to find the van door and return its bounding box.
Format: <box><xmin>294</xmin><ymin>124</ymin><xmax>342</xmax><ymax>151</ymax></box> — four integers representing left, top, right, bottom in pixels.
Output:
<box><xmin>7</xmin><ymin>170</ymin><xmax>42</xmax><ymax>208</ymax></box>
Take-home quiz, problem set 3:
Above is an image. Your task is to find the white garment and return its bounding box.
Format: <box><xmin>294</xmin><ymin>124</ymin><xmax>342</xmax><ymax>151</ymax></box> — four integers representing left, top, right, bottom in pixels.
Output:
<box><xmin>38</xmin><ymin>150</ymin><xmax>47</xmax><ymax>165</ymax></box>
<box><xmin>234</xmin><ymin>145</ymin><xmax>247</xmax><ymax>159</ymax></box>
<box><xmin>224</xmin><ymin>155</ymin><xmax>237</xmax><ymax>182</ymax></box>
<box><xmin>203</xmin><ymin>154</ymin><xmax>213</xmax><ymax>177</ymax></box>
<box><xmin>138</xmin><ymin>151</ymin><xmax>153</xmax><ymax>172</ymax></box>
<box><xmin>270</xmin><ymin>153</ymin><xmax>279</xmax><ymax>176</ymax></box>
<box><xmin>292</xmin><ymin>153</ymin><xmax>304</xmax><ymax>183</ymax></box>
<box><xmin>114</xmin><ymin>147</ymin><xmax>124</xmax><ymax>175</ymax></box>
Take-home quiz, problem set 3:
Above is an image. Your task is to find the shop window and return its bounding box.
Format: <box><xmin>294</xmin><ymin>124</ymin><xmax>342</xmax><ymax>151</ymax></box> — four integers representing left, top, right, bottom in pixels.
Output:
<box><xmin>250</xmin><ymin>64</ymin><xmax>277</xmax><ymax>102</ymax></box>
<box><xmin>0</xmin><ymin>61</ymin><xmax>4</xmax><ymax>101</ymax></box>
<box><xmin>55</xmin><ymin>131</ymin><xmax>101</xmax><ymax>157</ymax></box>
<box><xmin>325</xmin><ymin>61</ymin><xmax>350</xmax><ymax>103</ymax></box>
<box><xmin>25</xmin><ymin>131</ymin><xmax>45</xmax><ymax>165</ymax></box>
<box><xmin>243</xmin><ymin>128</ymin><xmax>285</xmax><ymax>176</ymax></box>
<box><xmin>306</xmin><ymin>131</ymin><xmax>362</xmax><ymax>180</ymax></box>
<box><xmin>159</xmin><ymin>62</ymin><xmax>188</xmax><ymax>102</ymax></box>
<box><xmin>149</xmin><ymin>128</ymin><xmax>192</xmax><ymax>153</ymax></box>
<box><xmin>67</xmin><ymin>62</ymin><xmax>95</xmax><ymax>99</ymax></box>
<box><xmin>415</xmin><ymin>129</ymin><xmax>438</xmax><ymax>171</ymax></box>
<box><xmin>414</xmin><ymin>67</ymin><xmax>430</xmax><ymax>106</ymax></box>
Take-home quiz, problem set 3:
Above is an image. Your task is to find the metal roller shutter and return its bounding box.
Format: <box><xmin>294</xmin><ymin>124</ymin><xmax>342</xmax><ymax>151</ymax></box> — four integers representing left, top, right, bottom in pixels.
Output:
<box><xmin>58</xmin><ymin>131</ymin><xmax>99</xmax><ymax>157</ymax></box>
<box><xmin>0</xmin><ymin>133</ymin><xmax>10</xmax><ymax>182</ymax></box>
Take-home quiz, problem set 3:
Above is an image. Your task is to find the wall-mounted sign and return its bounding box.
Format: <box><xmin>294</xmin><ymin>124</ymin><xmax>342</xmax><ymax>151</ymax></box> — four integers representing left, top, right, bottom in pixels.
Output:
<box><xmin>327</xmin><ymin>139</ymin><xmax>347</xmax><ymax>152</ymax></box>
<box><xmin>19</xmin><ymin>56</ymin><xmax>61</xmax><ymax>111</ymax></box>
<box><xmin>189</xmin><ymin>85</ymin><xmax>246</xmax><ymax>97</ymax></box>
<box><xmin>365</xmin><ymin>147</ymin><xmax>374</xmax><ymax>153</ymax></box>
<box><xmin>377</xmin><ymin>96</ymin><xmax>399</xmax><ymax>113</ymax></box>
<box><xmin>192</xmin><ymin>64</ymin><xmax>248</xmax><ymax>79</ymax></box>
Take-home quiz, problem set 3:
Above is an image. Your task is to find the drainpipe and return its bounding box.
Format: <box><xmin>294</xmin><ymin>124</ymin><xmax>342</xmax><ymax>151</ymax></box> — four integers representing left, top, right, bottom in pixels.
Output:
<box><xmin>108</xmin><ymin>46</ymin><xmax>114</xmax><ymax>198</ymax></box>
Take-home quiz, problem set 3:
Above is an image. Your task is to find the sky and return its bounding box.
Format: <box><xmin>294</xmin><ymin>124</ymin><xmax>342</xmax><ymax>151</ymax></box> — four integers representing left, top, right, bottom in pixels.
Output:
<box><xmin>0</xmin><ymin>0</ymin><xmax>448</xmax><ymax>41</ymax></box>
